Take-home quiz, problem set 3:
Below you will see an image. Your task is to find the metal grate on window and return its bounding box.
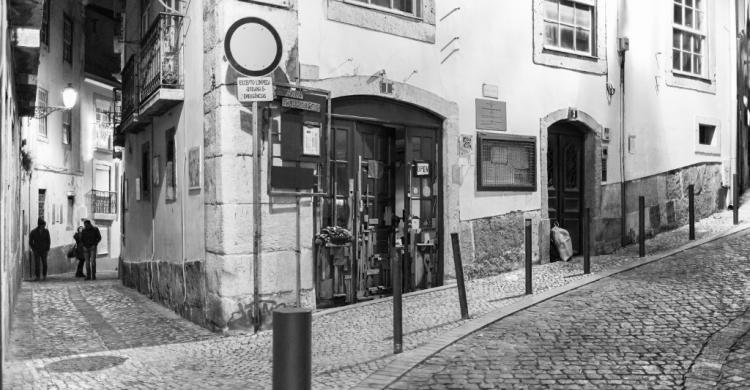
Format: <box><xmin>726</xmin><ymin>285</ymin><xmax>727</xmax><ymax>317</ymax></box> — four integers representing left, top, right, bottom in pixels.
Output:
<box><xmin>477</xmin><ymin>133</ymin><xmax>537</xmax><ymax>191</ymax></box>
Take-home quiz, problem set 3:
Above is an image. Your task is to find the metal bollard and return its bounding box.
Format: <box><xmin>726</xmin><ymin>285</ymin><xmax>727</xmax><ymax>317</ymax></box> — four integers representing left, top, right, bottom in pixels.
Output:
<box><xmin>525</xmin><ymin>219</ymin><xmax>532</xmax><ymax>295</ymax></box>
<box><xmin>638</xmin><ymin>196</ymin><xmax>645</xmax><ymax>258</ymax></box>
<box><xmin>688</xmin><ymin>184</ymin><xmax>695</xmax><ymax>240</ymax></box>
<box><xmin>734</xmin><ymin>174</ymin><xmax>739</xmax><ymax>225</ymax></box>
<box><xmin>450</xmin><ymin>233</ymin><xmax>469</xmax><ymax>320</ymax></box>
<box><xmin>392</xmin><ymin>249</ymin><xmax>403</xmax><ymax>354</ymax></box>
<box><xmin>272</xmin><ymin>308</ymin><xmax>312</xmax><ymax>390</ymax></box>
<box><xmin>583</xmin><ymin>208</ymin><xmax>591</xmax><ymax>275</ymax></box>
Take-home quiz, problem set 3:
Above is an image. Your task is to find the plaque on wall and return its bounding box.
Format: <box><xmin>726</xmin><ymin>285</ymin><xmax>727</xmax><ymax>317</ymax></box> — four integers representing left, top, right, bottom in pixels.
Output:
<box><xmin>475</xmin><ymin>98</ymin><xmax>507</xmax><ymax>131</ymax></box>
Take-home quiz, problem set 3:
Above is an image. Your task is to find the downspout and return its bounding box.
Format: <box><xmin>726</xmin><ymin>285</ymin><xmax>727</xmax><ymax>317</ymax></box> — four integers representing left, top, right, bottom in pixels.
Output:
<box><xmin>618</xmin><ymin>6</ymin><xmax>628</xmax><ymax>247</ymax></box>
<box><xmin>181</xmin><ymin>130</ymin><xmax>187</xmax><ymax>304</ymax></box>
<box><xmin>736</xmin><ymin>0</ymin><xmax>745</xmax><ymax>200</ymax></box>
<box><xmin>150</xmin><ymin>123</ymin><xmax>156</xmax><ymax>294</ymax></box>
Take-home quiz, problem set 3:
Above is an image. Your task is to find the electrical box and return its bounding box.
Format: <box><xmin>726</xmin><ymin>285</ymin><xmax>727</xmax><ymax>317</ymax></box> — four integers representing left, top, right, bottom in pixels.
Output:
<box><xmin>618</xmin><ymin>37</ymin><xmax>630</xmax><ymax>52</ymax></box>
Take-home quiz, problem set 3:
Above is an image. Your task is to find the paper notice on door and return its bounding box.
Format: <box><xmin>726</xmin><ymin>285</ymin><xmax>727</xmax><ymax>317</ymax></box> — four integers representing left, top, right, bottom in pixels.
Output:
<box><xmin>303</xmin><ymin>123</ymin><xmax>320</xmax><ymax>156</ymax></box>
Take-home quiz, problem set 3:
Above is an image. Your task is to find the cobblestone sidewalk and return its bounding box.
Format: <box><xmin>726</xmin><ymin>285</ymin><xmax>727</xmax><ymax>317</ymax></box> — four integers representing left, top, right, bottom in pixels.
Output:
<box><xmin>3</xmin><ymin>201</ymin><xmax>750</xmax><ymax>389</ymax></box>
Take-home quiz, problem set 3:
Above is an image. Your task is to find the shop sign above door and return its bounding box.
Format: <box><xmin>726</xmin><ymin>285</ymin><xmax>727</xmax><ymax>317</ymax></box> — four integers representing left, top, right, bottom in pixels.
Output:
<box><xmin>224</xmin><ymin>17</ymin><xmax>282</xmax><ymax>77</ymax></box>
<box><xmin>237</xmin><ymin>77</ymin><xmax>273</xmax><ymax>102</ymax></box>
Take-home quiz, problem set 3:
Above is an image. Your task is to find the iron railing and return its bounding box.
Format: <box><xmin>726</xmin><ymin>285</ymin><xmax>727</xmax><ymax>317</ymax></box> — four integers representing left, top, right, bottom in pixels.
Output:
<box><xmin>111</xmin><ymin>88</ymin><xmax>122</xmax><ymax>128</ymax></box>
<box><xmin>91</xmin><ymin>190</ymin><xmax>117</xmax><ymax>214</ymax></box>
<box><xmin>139</xmin><ymin>13</ymin><xmax>183</xmax><ymax>102</ymax></box>
<box><xmin>121</xmin><ymin>55</ymin><xmax>138</xmax><ymax>122</ymax></box>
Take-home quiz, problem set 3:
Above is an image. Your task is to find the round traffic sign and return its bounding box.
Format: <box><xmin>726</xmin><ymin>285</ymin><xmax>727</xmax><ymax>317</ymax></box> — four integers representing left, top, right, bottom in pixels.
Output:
<box><xmin>224</xmin><ymin>17</ymin><xmax>282</xmax><ymax>77</ymax></box>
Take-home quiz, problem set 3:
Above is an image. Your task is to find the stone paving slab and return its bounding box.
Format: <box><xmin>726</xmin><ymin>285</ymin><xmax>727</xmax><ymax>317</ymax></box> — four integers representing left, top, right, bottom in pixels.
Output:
<box><xmin>384</xmin><ymin>229</ymin><xmax>750</xmax><ymax>389</ymax></box>
<box><xmin>4</xmin><ymin>202</ymin><xmax>750</xmax><ymax>389</ymax></box>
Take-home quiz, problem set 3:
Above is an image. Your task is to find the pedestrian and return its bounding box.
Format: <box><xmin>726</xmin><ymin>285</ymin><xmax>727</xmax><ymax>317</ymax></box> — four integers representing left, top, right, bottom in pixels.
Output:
<box><xmin>80</xmin><ymin>220</ymin><xmax>101</xmax><ymax>280</ymax></box>
<box><xmin>73</xmin><ymin>226</ymin><xmax>86</xmax><ymax>278</ymax></box>
<box><xmin>29</xmin><ymin>218</ymin><xmax>51</xmax><ymax>281</ymax></box>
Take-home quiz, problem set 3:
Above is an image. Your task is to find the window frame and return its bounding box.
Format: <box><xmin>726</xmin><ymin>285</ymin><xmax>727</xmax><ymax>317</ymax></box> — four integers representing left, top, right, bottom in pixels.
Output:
<box><xmin>541</xmin><ymin>0</ymin><xmax>596</xmax><ymax>58</ymax></box>
<box><xmin>63</xmin><ymin>13</ymin><xmax>73</xmax><ymax>64</ymax></box>
<box><xmin>141</xmin><ymin>142</ymin><xmax>150</xmax><ymax>199</ymax></box>
<box><xmin>62</xmin><ymin>110</ymin><xmax>72</xmax><ymax>147</ymax></box>
<box><xmin>344</xmin><ymin>0</ymin><xmax>423</xmax><ymax>19</ymax></box>
<box><xmin>672</xmin><ymin>0</ymin><xmax>708</xmax><ymax>79</ymax></box>
<box><xmin>694</xmin><ymin>117</ymin><xmax>721</xmax><ymax>155</ymax></box>
<box><xmin>476</xmin><ymin>133</ymin><xmax>538</xmax><ymax>192</ymax></box>
<box><xmin>40</xmin><ymin>0</ymin><xmax>50</xmax><ymax>48</ymax></box>
<box><xmin>36</xmin><ymin>88</ymin><xmax>48</xmax><ymax>140</ymax></box>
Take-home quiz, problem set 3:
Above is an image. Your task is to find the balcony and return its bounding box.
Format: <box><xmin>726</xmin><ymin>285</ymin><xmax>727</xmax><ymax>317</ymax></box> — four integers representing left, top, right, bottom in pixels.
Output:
<box><xmin>90</xmin><ymin>190</ymin><xmax>117</xmax><ymax>220</ymax></box>
<box><xmin>116</xmin><ymin>12</ymin><xmax>183</xmax><ymax>135</ymax></box>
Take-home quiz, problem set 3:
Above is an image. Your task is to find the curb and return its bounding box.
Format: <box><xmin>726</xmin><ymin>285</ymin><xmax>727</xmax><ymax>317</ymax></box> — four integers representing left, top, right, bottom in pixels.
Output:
<box><xmin>350</xmin><ymin>223</ymin><xmax>750</xmax><ymax>390</ymax></box>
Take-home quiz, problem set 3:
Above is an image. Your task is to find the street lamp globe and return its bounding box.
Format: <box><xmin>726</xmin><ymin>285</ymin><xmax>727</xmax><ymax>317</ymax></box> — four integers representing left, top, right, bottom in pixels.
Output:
<box><xmin>62</xmin><ymin>83</ymin><xmax>78</xmax><ymax>109</ymax></box>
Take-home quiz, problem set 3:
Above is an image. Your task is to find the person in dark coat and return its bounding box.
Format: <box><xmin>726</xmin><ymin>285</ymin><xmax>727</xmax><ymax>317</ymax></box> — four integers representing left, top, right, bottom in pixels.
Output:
<box><xmin>73</xmin><ymin>226</ymin><xmax>86</xmax><ymax>278</ymax></box>
<box><xmin>29</xmin><ymin>218</ymin><xmax>51</xmax><ymax>281</ymax></box>
<box><xmin>81</xmin><ymin>220</ymin><xmax>101</xmax><ymax>280</ymax></box>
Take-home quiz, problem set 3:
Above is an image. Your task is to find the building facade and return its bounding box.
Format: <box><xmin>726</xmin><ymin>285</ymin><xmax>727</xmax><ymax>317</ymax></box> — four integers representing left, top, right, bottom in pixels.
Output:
<box><xmin>20</xmin><ymin>0</ymin><xmax>123</xmax><ymax>277</ymax></box>
<box><xmin>116</xmin><ymin>0</ymin><xmax>742</xmax><ymax>331</ymax></box>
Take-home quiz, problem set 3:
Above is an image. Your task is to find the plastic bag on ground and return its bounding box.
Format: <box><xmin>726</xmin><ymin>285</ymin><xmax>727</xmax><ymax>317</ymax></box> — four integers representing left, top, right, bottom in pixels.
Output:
<box><xmin>551</xmin><ymin>225</ymin><xmax>573</xmax><ymax>261</ymax></box>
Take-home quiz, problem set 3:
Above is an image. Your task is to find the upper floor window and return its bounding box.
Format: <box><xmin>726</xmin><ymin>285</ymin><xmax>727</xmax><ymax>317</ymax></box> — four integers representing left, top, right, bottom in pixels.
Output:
<box><xmin>63</xmin><ymin>14</ymin><xmax>73</xmax><ymax>64</ymax></box>
<box><xmin>673</xmin><ymin>0</ymin><xmax>706</xmax><ymax>78</ymax></box>
<box><xmin>542</xmin><ymin>0</ymin><xmax>595</xmax><ymax>57</ymax></box>
<box><xmin>37</xmin><ymin>88</ymin><xmax>48</xmax><ymax>139</ymax></box>
<box><xmin>40</xmin><ymin>0</ymin><xmax>49</xmax><ymax>48</ymax></box>
<box><xmin>62</xmin><ymin>110</ymin><xmax>72</xmax><ymax>147</ymax></box>
<box><xmin>346</xmin><ymin>0</ymin><xmax>422</xmax><ymax>18</ymax></box>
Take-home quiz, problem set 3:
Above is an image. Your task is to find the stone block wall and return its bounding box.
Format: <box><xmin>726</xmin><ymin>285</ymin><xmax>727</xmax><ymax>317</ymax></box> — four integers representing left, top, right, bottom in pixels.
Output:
<box><xmin>120</xmin><ymin>260</ymin><xmax>208</xmax><ymax>328</ymax></box>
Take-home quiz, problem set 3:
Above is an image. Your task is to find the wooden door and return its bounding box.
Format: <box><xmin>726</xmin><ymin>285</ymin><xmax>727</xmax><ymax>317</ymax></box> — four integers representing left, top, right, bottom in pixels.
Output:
<box><xmin>548</xmin><ymin>128</ymin><xmax>584</xmax><ymax>254</ymax></box>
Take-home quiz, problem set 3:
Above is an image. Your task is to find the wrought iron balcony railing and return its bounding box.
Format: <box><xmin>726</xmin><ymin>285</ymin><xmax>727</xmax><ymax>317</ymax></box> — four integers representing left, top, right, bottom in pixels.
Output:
<box><xmin>111</xmin><ymin>88</ymin><xmax>122</xmax><ymax>128</ymax></box>
<box><xmin>120</xmin><ymin>55</ymin><xmax>138</xmax><ymax>123</ymax></box>
<box><xmin>91</xmin><ymin>190</ymin><xmax>117</xmax><ymax>215</ymax></box>
<box><xmin>139</xmin><ymin>12</ymin><xmax>183</xmax><ymax>102</ymax></box>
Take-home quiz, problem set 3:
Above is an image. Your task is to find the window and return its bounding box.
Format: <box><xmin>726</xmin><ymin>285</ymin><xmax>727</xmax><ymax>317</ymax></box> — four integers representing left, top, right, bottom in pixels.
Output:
<box><xmin>38</xmin><ymin>189</ymin><xmax>46</xmax><ymax>222</ymax></box>
<box><xmin>141</xmin><ymin>142</ymin><xmax>150</xmax><ymax>198</ymax></box>
<box><xmin>95</xmin><ymin>98</ymin><xmax>113</xmax><ymax>150</ymax></box>
<box><xmin>166</xmin><ymin>129</ymin><xmax>177</xmax><ymax>201</ymax></box>
<box><xmin>698</xmin><ymin>124</ymin><xmax>715</xmax><ymax>145</ymax></box>
<box><xmin>36</xmin><ymin>88</ymin><xmax>48</xmax><ymax>139</ymax></box>
<box><xmin>62</xmin><ymin>110</ymin><xmax>72</xmax><ymax>146</ymax></box>
<box><xmin>476</xmin><ymin>134</ymin><xmax>537</xmax><ymax>192</ymax></box>
<box><xmin>673</xmin><ymin>0</ymin><xmax>706</xmax><ymax>77</ymax></box>
<box><xmin>67</xmin><ymin>196</ymin><xmax>74</xmax><ymax>229</ymax></box>
<box><xmin>40</xmin><ymin>0</ymin><xmax>49</xmax><ymax>47</ymax></box>
<box><xmin>63</xmin><ymin>14</ymin><xmax>73</xmax><ymax>64</ymax></box>
<box><xmin>601</xmin><ymin>146</ymin><xmax>608</xmax><ymax>182</ymax></box>
<box><xmin>542</xmin><ymin>0</ymin><xmax>595</xmax><ymax>56</ymax></box>
<box><xmin>347</xmin><ymin>0</ymin><xmax>422</xmax><ymax>18</ymax></box>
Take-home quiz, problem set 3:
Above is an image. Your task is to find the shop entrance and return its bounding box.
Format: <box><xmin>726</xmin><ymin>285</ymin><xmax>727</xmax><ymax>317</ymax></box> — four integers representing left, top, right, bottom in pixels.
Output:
<box><xmin>548</xmin><ymin>123</ymin><xmax>584</xmax><ymax>255</ymax></box>
<box><xmin>316</xmin><ymin>97</ymin><xmax>442</xmax><ymax>307</ymax></box>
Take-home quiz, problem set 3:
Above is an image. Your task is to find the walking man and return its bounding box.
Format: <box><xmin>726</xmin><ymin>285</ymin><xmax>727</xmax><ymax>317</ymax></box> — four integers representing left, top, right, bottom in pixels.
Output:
<box><xmin>29</xmin><ymin>218</ymin><xmax>51</xmax><ymax>281</ymax></box>
<box><xmin>81</xmin><ymin>220</ymin><xmax>101</xmax><ymax>280</ymax></box>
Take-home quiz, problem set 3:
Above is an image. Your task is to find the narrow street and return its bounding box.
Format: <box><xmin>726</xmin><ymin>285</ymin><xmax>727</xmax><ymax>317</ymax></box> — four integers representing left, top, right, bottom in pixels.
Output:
<box><xmin>387</xmin><ymin>230</ymin><xmax>750</xmax><ymax>390</ymax></box>
<box><xmin>2</xmin><ymin>228</ymin><xmax>748</xmax><ymax>389</ymax></box>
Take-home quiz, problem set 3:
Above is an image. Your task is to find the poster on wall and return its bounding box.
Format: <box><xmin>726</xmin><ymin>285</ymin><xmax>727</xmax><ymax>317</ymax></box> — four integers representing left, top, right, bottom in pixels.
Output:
<box><xmin>135</xmin><ymin>177</ymin><xmax>141</xmax><ymax>201</ymax></box>
<box><xmin>188</xmin><ymin>147</ymin><xmax>201</xmax><ymax>190</ymax></box>
<box><xmin>302</xmin><ymin>122</ymin><xmax>320</xmax><ymax>156</ymax></box>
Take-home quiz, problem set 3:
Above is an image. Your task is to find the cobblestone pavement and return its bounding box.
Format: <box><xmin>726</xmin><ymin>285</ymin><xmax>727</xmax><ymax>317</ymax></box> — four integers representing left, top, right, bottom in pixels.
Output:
<box><xmin>388</xmin><ymin>230</ymin><xmax>750</xmax><ymax>390</ymax></box>
<box><xmin>4</xmin><ymin>204</ymin><xmax>750</xmax><ymax>389</ymax></box>
<box><xmin>718</xmin><ymin>322</ymin><xmax>750</xmax><ymax>388</ymax></box>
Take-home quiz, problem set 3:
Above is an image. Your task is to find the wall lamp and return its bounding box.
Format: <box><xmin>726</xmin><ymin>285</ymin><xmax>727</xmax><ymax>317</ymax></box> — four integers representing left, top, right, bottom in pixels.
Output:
<box><xmin>33</xmin><ymin>83</ymin><xmax>78</xmax><ymax>118</ymax></box>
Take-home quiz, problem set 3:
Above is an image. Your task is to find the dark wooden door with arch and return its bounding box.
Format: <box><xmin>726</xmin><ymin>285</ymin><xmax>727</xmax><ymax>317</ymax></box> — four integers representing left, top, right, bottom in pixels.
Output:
<box><xmin>548</xmin><ymin>126</ymin><xmax>584</xmax><ymax>254</ymax></box>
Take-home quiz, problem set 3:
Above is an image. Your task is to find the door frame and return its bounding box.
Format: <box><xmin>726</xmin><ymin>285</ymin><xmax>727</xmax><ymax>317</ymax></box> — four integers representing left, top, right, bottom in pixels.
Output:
<box><xmin>547</xmin><ymin>126</ymin><xmax>585</xmax><ymax>253</ymax></box>
<box><xmin>539</xmin><ymin>108</ymin><xmax>604</xmax><ymax>263</ymax></box>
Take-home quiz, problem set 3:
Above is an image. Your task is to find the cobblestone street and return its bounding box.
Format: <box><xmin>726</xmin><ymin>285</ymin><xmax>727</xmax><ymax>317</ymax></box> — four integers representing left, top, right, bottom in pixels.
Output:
<box><xmin>388</xmin><ymin>230</ymin><xmax>750</xmax><ymax>390</ymax></box>
<box><xmin>2</xmin><ymin>221</ymin><xmax>750</xmax><ymax>389</ymax></box>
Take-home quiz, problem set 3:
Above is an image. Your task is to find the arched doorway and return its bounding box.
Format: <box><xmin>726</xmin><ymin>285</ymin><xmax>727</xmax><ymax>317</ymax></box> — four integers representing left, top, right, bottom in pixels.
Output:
<box><xmin>316</xmin><ymin>96</ymin><xmax>444</xmax><ymax>307</ymax></box>
<box><xmin>540</xmin><ymin>109</ymin><xmax>603</xmax><ymax>262</ymax></box>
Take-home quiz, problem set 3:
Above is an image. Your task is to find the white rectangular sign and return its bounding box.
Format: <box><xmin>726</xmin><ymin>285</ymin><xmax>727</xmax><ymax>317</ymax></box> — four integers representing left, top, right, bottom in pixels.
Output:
<box><xmin>237</xmin><ymin>77</ymin><xmax>273</xmax><ymax>102</ymax></box>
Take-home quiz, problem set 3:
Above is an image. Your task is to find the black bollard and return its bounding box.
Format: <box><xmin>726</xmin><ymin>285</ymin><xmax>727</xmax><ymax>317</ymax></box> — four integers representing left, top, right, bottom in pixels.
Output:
<box><xmin>450</xmin><ymin>233</ymin><xmax>469</xmax><ymax>320</ymax></box>
<box><xmin>638</xmin><ymin>196</ymin><xmax>645</xmax><ymax>257</ymax></box>
<box><xmin>272</xmin><ymin>307</ymin><xmax>312</xmax><ymax>390</ymax></box>
<box><xmin>688</xmin><ymin>184</ymin><xmax>695</xmax><ymax>240</ymax></box>
<box><xmin>392</xmin><ymin>249</ymin><xmax>403</xmax><ymax>354</ymax></box>
<box><xmin>583</xmin><ymin>208</ymin><xmax>591</xmax><ymax>275</ymax></box>
<box><xmin>525</xmin><ymin>219</ymin><xmax>532</xmax><ymax>295</ymax></box>
<box><xmin>734</xmin><ymin>174</ymin><xmax>739</xmax><ymax>225</ymax></box>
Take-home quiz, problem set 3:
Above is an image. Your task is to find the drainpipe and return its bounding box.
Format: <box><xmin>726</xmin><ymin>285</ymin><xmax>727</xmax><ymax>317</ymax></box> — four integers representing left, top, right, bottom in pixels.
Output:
<box><xmin>150</xmin><ymin>123</ymin><xmax>156</xmax><ymax>293</ymax></box>
<box><xmin>736</xmin><ymin>0</ymin><xmax>745</xmax><ymax>200</ymax></box>
<box><xmin>252</xmin><ymin>101</ymin><xmax>262</xmax><ymax>332</ymax></box>
<box><xmin>181</xmin><ymin>129</ymin><xmax>187</xmax><ymax>304</ymax></box>
<box><xmin>618</xmin><ymin>9</ymin><xmax>629</xmax><ymax>247</ymax></box>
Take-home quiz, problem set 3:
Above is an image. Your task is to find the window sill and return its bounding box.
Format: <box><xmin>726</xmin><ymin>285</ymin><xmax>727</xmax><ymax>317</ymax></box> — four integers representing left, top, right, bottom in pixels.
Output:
<box><xmin>542</xmin><ymin>45</ymin><xmax>598</xmax><ymax>61</ymax></box>
<box><xmin>37</xmin><ymin>136</ymin><xmax>48</xmax><ymax>143</ymax></box>
<box><xmin>665</xmin><ymin>70</ymin><xmax>715</xmax><ymax>94</ymax></box>
<box><xmin>342</xmin><ymin>0</ymin><xmax>423</xmax><ymax>21</ymax></box>
<box><xmin>327</xmin><ymin>0</ymin><xmax>436</xmax><ymax>43</ymax></box>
